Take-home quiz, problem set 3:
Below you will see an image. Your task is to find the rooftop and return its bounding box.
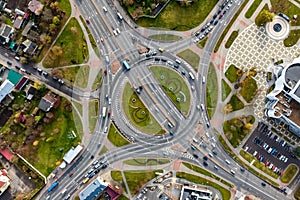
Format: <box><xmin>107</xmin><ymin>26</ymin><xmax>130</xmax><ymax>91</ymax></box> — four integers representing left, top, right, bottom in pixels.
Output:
<box><xmin>79</xmin><ymin>177</ymin><xmax>108</xmax><ymax>200</ymax></box>
<box><xmin>63</xmin><ymin>145</ymin><xmax>83</xmax><ymax>164</ymax></box>
<box><xmin>7</xmin><ymin>69</ymin><xmax>22</xmax><ymax>85</ymax></box>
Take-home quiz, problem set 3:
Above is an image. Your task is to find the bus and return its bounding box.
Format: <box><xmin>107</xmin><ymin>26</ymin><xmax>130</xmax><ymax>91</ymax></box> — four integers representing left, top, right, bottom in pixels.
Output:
<box><xmin>48</xmin><ymin>181</ymin><xmax>59</xmax><ymax>192</ymax></box>
<box><xmin>123</xmin><ymin>60</ymin><xmax>131</xmax><ymax>70</ymax></box>
<box><xmin>188</xmin><ymin>72</ymin><xmax>195</xmax><ymax>80</ymax></box>
<box><xmin>102</xmin><ymin>107</ymin><xmax>107</xmax><ymax>118</ymax></box>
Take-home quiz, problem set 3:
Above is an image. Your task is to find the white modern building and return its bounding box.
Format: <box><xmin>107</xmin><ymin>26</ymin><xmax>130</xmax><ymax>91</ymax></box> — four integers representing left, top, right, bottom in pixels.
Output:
<box><xmin>265</xmin><ymin>56</ymin><xmax>300</xmax><ymax>136</ymax></box>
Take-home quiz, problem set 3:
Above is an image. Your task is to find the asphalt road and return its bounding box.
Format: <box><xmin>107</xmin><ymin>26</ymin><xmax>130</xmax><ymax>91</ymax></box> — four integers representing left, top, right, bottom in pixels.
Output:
<box><xmin>29</xmin><ymin>0</ymin><xmax>294</xmax><ymax>200</ymax></box>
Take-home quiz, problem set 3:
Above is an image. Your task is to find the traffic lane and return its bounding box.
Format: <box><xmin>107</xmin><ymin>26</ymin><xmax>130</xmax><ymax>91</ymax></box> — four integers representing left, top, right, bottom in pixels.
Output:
<box><xmin>243</xmin><ymin>122</ymin><xmax>299</xmax><ymax>171</ymax></box>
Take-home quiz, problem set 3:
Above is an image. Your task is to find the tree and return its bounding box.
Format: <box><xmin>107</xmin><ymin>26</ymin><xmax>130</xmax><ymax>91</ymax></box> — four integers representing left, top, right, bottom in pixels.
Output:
<box><xmin>223</xmin><ymin>104</ymin><xmax>233</xmax><ymax>114</ymax></box>
<box><xmin>255</xmin><ymin>10</ymin><xmax>274</xmax><ymax>26</ymax></box>
<box><xmin>244</xmin><ymin>123</ymin><xmax>253</xmax><ymax>130</ymax></box>
<box><xmin>271</xmin><ymin>0</ymin><xmax>290</xmax><ymax>13</ymax></box>
<box><xmin>50</xmin><ymin>68</ymin><xmax>63</xmax><ymax>78</ymax></box>
<box><xmin>52</xmin><ymin>16</ymin><xmax>60</xmax><ymax>25</ymax></box>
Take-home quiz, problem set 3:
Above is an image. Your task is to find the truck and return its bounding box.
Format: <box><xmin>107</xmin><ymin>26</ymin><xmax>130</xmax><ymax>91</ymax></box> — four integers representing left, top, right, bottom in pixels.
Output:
<box><xmin>102</xmin><ymin>107</ymin><xmax>107</xmax><ymax>118</ymax></box>
<box><xmin>48</xmin><ymin>181</ymin><xmax>59</xmax><ymax>192</ymax></box>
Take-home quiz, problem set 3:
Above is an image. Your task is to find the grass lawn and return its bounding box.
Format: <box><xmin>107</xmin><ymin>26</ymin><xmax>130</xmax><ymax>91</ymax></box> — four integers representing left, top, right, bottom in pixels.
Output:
<box><xmin>245</xmin><ymin>0</ymin><xmax>263</xmax><ymax>18</ymax></box>
<box><xmin>177</xmin><ymin>49</ymin><xmax>200</xmax><ymax>72</ymax></box>
<box><xmin>89</xmin><ymin>100</ymin><xmax>98</xmax><ymax>133</ymax></box>
<box><xmin>92</xmin><ymin>69</ymin><xmax>103</xmax><ymax>90</ymax></box>
<box><xmin>225</xmin><ymin>64</ymin><xmax>242</xmax><ymax>83</ymax></box>
<box><xmin>72</xmin><ymin>101</ymin><xmax>83</xmax><ymax>116</ymax></box>
<box><xmin>123</xmin><ymin>158</ymin><xmax>170</xmax><ymax>166</ymax></box>
<box><xmin>43</xmin><ymin>18</ymin><xmax>88</xmax><ymax>68</ymax></box>
<box><xmin>118</xmin><ymin>195</ymin><xmax>129</xmax><ymax>200</ymax></box>
<box><xmin>122</xmin><ymin>82</ymin><xmax>164</xmax><ymax>134</ymax></box>
<box><xmin>150</xmin><ymin>66</ymin><xmax>191</xmax><ymax>116</ymax></box>
<box><xmin>223</xmin><ymin>116</ymin><xmax>254</xmax><ymax>148</ymax></box>
<box><xmin>79</xmin><ymin>15</ymin><xmax>100</xmax><ymax>57</ymax></box>
<box><xmin>176</xmin><ymin>172</ymin><xmax>231</xmax><ymax>200</ymax></box>
<box><xmin>295</xmin><ymin>184</ymin><xmax>300</xmax><ymax>200</ymax></box>
<box><xmin>136</xmin><ymin>0</ymin><xmax>218</xmax><ymax>31</ymax></box>
<box><xmin>58</xmin><ymin>0</ymin><xmax>71</xmax><ymax>18</ymax></box>
<box><xmin>222</xmin><ymin>79</ymin><xmax>232</xmax><ymax>101</ymax></box>
<box><xmin>284</xmin><ymin>29</ymin><xmax>300</xmax><ymax>47</ymax></box>
<box><xmin>240</xmin><ymin>150</ymin><xmax>279</xmax><ymax>179</ymax></box>
<box><xmin>98</xmin><ymin>145</ymin><xmax>108</xmax><ymax>155</ymax></box>
<box><xmin>206</xmin><ymin>63</ymin><xmax>218</xmax><ymax>118</ymax></box>
<box><xmin>112</xmin><ymin>170</ymin><xmax>162</xmax><ymax>196</ymax></box>
<box><xmin>227</xmin><ymin>95</ymin><xmax>244</xmax><ymax>111</ymax></box>
<box><xmin>214</xmin><ymin>0</ymin><xmax>248</xmax><ymax>52</ymax></box>
<box><xmin>35</xmin><ymin>98</ymin><xmax>81</xmax><ymax>175</ymax></box>
<box><xmin>239</xmin><ymin>76</ymin><xmax>258</xmax><ymax>103</ymax></box>
<box><xmin>60</xmin><ymin>65</ymin><xmax>90</xmax><ymax>88</ymax></box>
<box><xmin>183</xmin><ymin>162</ymin><xmax>233</xmax><ymax>188</ymax></box>
<box><xmin>270</xmin><ymin>0</ymin><xmax>300</xmax><ymax>26</ymax></box>
<box><xmin>197</xmin><ymin>37</ymin><xmax>208</xmax><ymax>49</ymax></box>
<box><xmin>280</xmin><ymin>164</ymin><xmax>298</xmax><ymax>183</ymax></box>
<box><xmin>148</xmin><ymin>34</ymin><xmax>182</xmax><ymax>41</ymax></box>
<box><xmin>107</xmin><ymin>123</ymin><xmax>130</xmax><ymax>147</ymax></box>
<box><xmin>225</xmin><ymin>30</ymin><xmax>239</xmax><ymax>49</ymax></box>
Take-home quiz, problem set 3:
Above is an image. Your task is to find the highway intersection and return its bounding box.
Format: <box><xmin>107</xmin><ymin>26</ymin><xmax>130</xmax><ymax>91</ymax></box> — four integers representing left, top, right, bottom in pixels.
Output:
<box><xmin>24</xmin><ymin>0</ymin><xmax>297</xmax><ymax>199</ymax></box>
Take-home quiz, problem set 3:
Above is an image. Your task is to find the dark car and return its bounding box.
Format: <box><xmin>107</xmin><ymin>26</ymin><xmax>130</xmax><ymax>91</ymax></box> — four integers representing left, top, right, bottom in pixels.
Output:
<box><xmin>52</xmin><ymin>76</ymin><xmax>58</xmax><ymax>81</ymax></box>
<box><xmin>7</xmin><ymin>61</ymin><xmax>12</xmax><ymax>65</ymax></box>
<box><xmin>169</xmin><ymin>131</ymin><xmax>174</xmax><ymax>136</ymax></box>
<box><xmin>101</xmin><ymin>164</ymin><xmax>107</xmax><ymax>169</ymax></box>
<box><xmin>69</xmin><ymin>173</ymin><xmax>73</xmax><ymax>177</ymax></box>
<box><xmin>261</xmin><ymin>182</ymin><xmax>266</xmax><ymax>187</ymax></box>
<box><xmin>203</xmin><ymin>156</ymin><xmax>208</xmax><ymax>161</ymax></box>
<box><xmin>15</xmin><ymin>66</ymin><xmax>20</xmax><ymax>70</ymax></box>
<box><xmin>25</xmin><ymin>71</ymin><xmax>31</xmax><ymax>75</ymax></box>
<box><xmin>90</xmin><ymin>155</ymin><xmax>94</xmax><ymax>159</ymax></box>
<box><xmin>203</xmin><ymin>161</ymin><xmax>208</xmax><ymax>166</ymax></box>
<box><xmin>193</xmin><ymin>154</ymin><xmax>199</xmax><ymax>159</ymax></box>
<box><xmin>214</xmin><ymin>20</ymin><xmax>218</xmax><ymax>25</ymax></box>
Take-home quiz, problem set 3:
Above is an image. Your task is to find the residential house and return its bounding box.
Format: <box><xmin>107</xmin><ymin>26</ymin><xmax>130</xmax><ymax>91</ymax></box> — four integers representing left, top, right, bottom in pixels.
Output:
<box><xmin>0</xmin><ymin>169</ymin><xmax>10</xmax><ymax>196</ymax></box>
<box><xmin>38</xmin><ymin>93</ymin><xmax>58</xmax><ymax>112</ymax></box>
<box><xmin>0</xmin><ymin>79</ymin><xmax>14</xmax><ymax>104</ymax></box>
<box><xmin>21</xmin><ymin>39</ymin><xmax>38</xmax><ymax>55</ymax></box>
<box><xmin>25</xmin><ymin>84</ymin><xmax>36</xmax><ymax>100</ymax></box>
<box><xmin>0</xmin><ymin>23</ymin><xmax>14</xmax><ymax>44</ymax></box>
<box><xmin>28</xmin><ymin>0</ymin><xmax>44</xmax><ymax>15</ymax></box>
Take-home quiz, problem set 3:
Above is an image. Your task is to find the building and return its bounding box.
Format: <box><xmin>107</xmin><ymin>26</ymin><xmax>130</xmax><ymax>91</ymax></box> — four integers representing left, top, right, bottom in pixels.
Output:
<box><xmin>25</xmin><ymin>84</ymin><xmax>36</xmax><ymax>100</ymax></box>
<box><xmin>0</xmin><ymin>79</ymin><xmax>14</xmax><ymax>103</ymax></box>
<box><xmin>13</xmin><ymin>15</ymin><xmax>24</xmax><ymax>29</ymax></box>
<box><xmin>38</xmin><ymin>93</ymin><xmax>58</xmax><ymax>112</ymax></box>
<box><xmin>265</xmin><ymin>56</ymin><xmax>300</xmax><ymax>136</ymax></box>
<box><xmin>7</xmin><ymin>69</ymin><xmax>22</xmax><ymax>85</ymax></box>
<box><xmin>0</xmin><ymin>23</ymin><xmax>14</xmax><ymax>44</ymax></box>
<box><xmin>28</xmin><ymin>0</ymin><xmax>44</xmax><ymax>15</ymax></box>
<box><xmin>79</xmin><ymin>177</ymin><xmax>108</xmax><ymax>200</ymax></box>
<box><xmin>63</xmin><ymin>144</ymin><xmax>83</xmax><ymax>164</ymax></box>
<box><xmin>105</xmin><ymin>185</ymin><xmax>121</xmax><ymax>200</ymax></box>
<box><xmin>180</xmin><ymin>186</ymin><xmax>213</xmax><ymax>200</ymax></box>
<box><xmin>21</xmin><ymin>39</ymin><xmax>38</xmax><ymax>55</ymax></box>
<box><xmin>0</xmin><ymin>169</ymin><xmax>10</xmax><ymax>196</ymax></box>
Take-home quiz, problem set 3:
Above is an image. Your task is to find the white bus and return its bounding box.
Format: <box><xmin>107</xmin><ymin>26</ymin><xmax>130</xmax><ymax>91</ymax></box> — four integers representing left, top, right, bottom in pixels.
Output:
<box><xmin>102</xmin><ymin>107</ymin><xmax>107</xmax><ymax>118</ymax></box>
<box><xmin>188</xmin><ymin>72</ymin><xmax>195</xmax><ymax>80</ymax></box>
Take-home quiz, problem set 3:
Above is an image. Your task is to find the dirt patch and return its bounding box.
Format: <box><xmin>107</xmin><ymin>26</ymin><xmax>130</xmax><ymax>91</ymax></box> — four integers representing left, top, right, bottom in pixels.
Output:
<box><xmin>112</xmin><ymin>61</ymin><xmax>120</xmax><ymax>74</ymax></box>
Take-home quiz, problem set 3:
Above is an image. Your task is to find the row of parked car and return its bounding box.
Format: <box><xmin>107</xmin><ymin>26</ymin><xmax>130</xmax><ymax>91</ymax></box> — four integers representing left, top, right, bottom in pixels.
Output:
<box><xmin>82</xmin><ymin>158</ymin><xmax>108</xmax><ymax>183</ymax></box>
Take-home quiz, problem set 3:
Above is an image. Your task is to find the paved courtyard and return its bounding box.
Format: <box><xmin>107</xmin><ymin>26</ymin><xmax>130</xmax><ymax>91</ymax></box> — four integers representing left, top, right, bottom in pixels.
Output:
<box><xmin>224</xmin><ymin>24</ymin><xmax>300</xmax><ymax>120</ymax></box>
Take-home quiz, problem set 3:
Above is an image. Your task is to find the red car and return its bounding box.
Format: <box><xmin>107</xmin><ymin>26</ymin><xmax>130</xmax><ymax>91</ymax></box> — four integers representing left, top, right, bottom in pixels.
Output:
<box><xmin>86</xmin><ymin>18</ymin><xmax>90</xmax><ymax>24</ymax></box>
<box><xmin>100</xmin><ymin>37</ymin><xmax>104</xmax><ymax>43</ymax></box>
<box><xmin>69</xmin><ymin>173</ymin><xmax>73</xmax><ymax>177</ymax></box>
<box><xmin>104</xmin><ymin>69</ymin><xmax>107</xmax><ymax>75</ymax></box>
<box><xmin>107</xmin><ymin>112</ymin><xmax>111</xmax><ymax>117</ymax></box>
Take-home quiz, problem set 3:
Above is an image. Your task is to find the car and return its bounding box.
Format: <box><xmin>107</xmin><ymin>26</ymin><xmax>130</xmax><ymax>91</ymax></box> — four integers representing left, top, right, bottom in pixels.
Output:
<box><xmin>194</xmin><ymin>32</ymin><xmax>200</xmax><ymax>37</ymax></box>
<box><xmin>100</xmin><ymin>37</ymin><xmax>104</xmax><ymax>43</ymax></box>
<box><xmin>265</xmin><ymin>161</ymin><xmax>269</xmax><ymax>166</ymax></box>
<box><xmin>86</xmin><ymin>18</ymin><xmax>90</xmax><ymax>24</ymax></box>
<box><xmin>261</xmin><ymin>182</ymin><xmax>266</xmax><ymax>187</ymax></box>
<box><xmin>15</xmin><ymin>66</ymin><xmax>20</xmax><ymax>70</ymax></box>
<box><xmin>101</xmin><ymin>164</ymin><xmax>107</xmax><ymax>169</ymax></box>
<box><xmin>257</xmin><ymin>154</ymin><xmax>261</xmax><ymax>160</ymax></box>
<box><xmin>94</xmin><ymin>168</ymin><xmax>100</xmax><ymax>174</ymax></box>
<box><xmin>219</xmin><ymin>14</ymin><xmax>223</xmax><ymax>19</ymax></box>
<box><xmin>203</xmin><ymin>156</ymin><xmax>208</xmax><ymax>161</ymax></box>
<box><xmin>181</xmin><ymin>70</ymin><xmax>186</xmax><ymax>75</ymax></box>
<box><xmin>223</xmin><ymin>10</ymin><xmax>227</xmax><ymax>15</ymax></box>
<box><xmin>174</xmin><ymin>64</ymin><xmax>179</xmax><ymax>69</ymax></box>
<box><xmin>169</xmin><ymin>131</ymin><xmax>174</xmax><ymax>136</ymax></box>
<box><xmin>103</xmin><ymin>6</ymin><xmax>108</xmax><ymax>12</ymax></box>
<box><xmin>90</xmin><ymin>155</ymin><xmax>94</xmax><ymax>159</ymax></box>
<box><xmin>116</xmin><ymin>28</ymin><xmax>121</xmax><ymax>34</ymax></box>
<box><xmin>259</xmin><ymin>156</ymin><xmax>264</xmax><ymax>162</ymax></box>
<box><xmin>277</xmin><ymin>153</ymin><xmax>281</xmax><ymax>159</ymax></box>
<box><xmin>69</xmin><ymin>173</ymin><xmax>73</xmax><ymax>177</ymax></box>
<box><xmin>268</xmin><ymin>163</ymin><xmax>273</xmax><ymax>169</ymax></box>
<box><xmin>20</xmin><ymin>68</ymin><xmax>26</xmax><ymax>73</ymax></box>
<box><xmin>158</xmin><ymin>48</ymin><xmax>164</xmax><ymax>52</ymax></box>
<box><xmin>203</xmin><ymin>161</ymin><xmax>208</xmax><ymax>166</ymax></box>
<box><xmin>89</xmin><ymin>172</ymin><xmax>95</xmax><ymax>178</ymax></box>
<box><xmin>283</xmin><ymin>157</ymin><xmax>288</xmax><ymax>163</ymax></box>
<box><xmin>193</xmin><ymin>154</ymin><xmax>198</xmax><ymax>159</ymax></box>
<box><xmin>213</xmin><ymin>20</ymin><xmax>218</xmax><ymax>25</ymax></box>
<box><xmin>240</xmin><ymin>167</ymin><xmax>245</xmax><ymax>172</ymax></box>
<box><xmin>253</xmin><ymin>151</ymin><xmax>258</xmax><ymax>157</ymax></box>
<box><xmin>214</xmin><ymin>165</ymin><xmax>219</xmax><ymax>170</ymax></box>
<box><xmin>64</xmin><ymin>194</ymin><xmax>71</xmax><ymax>200</ymax></box>
<box><xmin>42</xmin><ymin>71</ymin><xmax>48</xmax><ymax>76</ymax></box>
<box><xmin>161</xmin><ymin>58</ymin><xmax>167</xmax><ymax>62</ymax></box>
<box><xmin>108</xmin><ymin>98</ymin><xmax>111</xmax><ymax>105</ymax></box>
<box><xmin>212</xmin><ymin>150</ymin><xmax>218</xmax><ymax>155</ymax></box>
<box><xmin>7</xmin><ymin>61</ymin><xmax>12</xmax><ymax>65</ymax></box>
<box><xmin>58</xmin><ymin>79</ymin><xmax>64</xmax><ymax>84</ymax></box>
<box><xmin>82</xmin><ymin>177</ymin><xmax>89</xmax><ymax>184</ymax></box>
<box><xmin>52</xmin><ymin>76</ymin><xmax>58</xmax><ymax>81</ymax></box>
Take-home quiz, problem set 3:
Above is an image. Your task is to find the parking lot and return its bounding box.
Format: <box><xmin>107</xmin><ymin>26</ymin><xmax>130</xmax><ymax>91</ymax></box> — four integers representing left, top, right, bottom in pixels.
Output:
<box><xmin>243</xmin><ymin>122</ymin><xmax>300</xmax><ymax>175</ymax></box>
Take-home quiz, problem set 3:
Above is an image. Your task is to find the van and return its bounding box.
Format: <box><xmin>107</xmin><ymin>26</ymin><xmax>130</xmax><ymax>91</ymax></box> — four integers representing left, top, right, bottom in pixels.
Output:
<box><xmin>103</xmin><ymin>6</ymin><xmax>108</xmax><ymax>12</ymax></box>
<box><xmin>175</xmin><ymin>59</ymin><xmax>181</xmax><ymax>64</ymax></box>
<box><xmin>192</xmin><ymin>138</ymin><xmax>198</xmax><ymax>143</ymax></box>
<box><xmin>225</xmin><ymin>159</ymin><xmax>231</xmax><ymax>165</ymax></box>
